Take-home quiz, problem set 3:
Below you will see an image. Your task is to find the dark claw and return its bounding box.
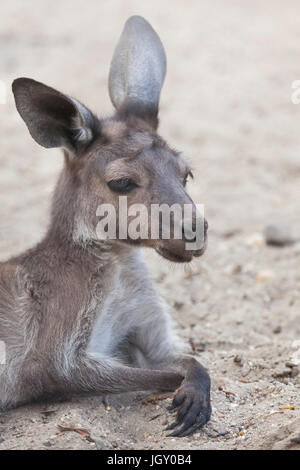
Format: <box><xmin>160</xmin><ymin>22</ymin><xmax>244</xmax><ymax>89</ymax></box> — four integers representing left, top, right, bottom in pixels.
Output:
<box><xmin>169</xmin><ymin>420</ymin><xmax>205</xmax><ymax>437</ymax></box>
<box><xmin>165</xmin><ymin>396</ymin><xmax>193</xmax><ymax>430</ymax></box>
<box><xmin>165</xmin><ymin>359</ymin><xmax>211</xmax><ymax>437</ymax></box>
<box><xmin>166</xmin><ymin>393</ymin><xmax>185</xmax><ymax>412</ymax></box>
<box><xmin>166</xmin><ymin>385</ymin><xmax>211</xmax><ymax>437</ymax></box>
<box><xmin>167</xmin><ymin>410</ymin><xmax>210</xmax><ymax>437</ymax></box>
<box><xmin>172</xmin><ymin>392</ymin><xmax>185</xmax><ymax>408</ymax></box>
<box><xmin>102</xmin><ymin>395</ymin><xmax>110</xmax><ymax>408</ymax></box>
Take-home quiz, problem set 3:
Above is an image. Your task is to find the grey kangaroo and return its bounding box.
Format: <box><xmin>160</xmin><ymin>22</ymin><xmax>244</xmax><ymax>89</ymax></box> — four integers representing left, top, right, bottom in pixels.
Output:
<box><xmin>0</xmin><ymin>16</ymin><xmax>211</xmax><ymax>437</ymax></box>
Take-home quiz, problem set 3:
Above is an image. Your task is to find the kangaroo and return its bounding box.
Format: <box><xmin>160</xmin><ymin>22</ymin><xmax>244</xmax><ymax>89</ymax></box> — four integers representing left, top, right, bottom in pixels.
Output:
<box><xmin>0</xmin><ymin>16</ymin><xmax>211</xmax><ymax>437</ymax></box>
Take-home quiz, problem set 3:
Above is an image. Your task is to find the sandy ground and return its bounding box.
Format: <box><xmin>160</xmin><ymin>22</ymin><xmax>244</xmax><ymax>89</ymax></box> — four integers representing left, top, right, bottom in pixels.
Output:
<box><xmin>0</xmin><ymin>0</ymin><xmax>300</xmax><ymax>450</ymax></box>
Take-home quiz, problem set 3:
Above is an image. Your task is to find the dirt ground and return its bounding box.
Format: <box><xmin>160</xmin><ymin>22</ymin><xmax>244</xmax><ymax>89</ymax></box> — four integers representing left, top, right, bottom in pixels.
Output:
<box><xmin>0</xmin><ymin>0</ymin><xmax>299</xmax><ymax>450</ymax></box>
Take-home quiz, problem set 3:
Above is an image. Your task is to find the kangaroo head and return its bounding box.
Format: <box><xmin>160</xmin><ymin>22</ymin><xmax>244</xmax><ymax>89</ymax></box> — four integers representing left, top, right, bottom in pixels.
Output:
<box><xmin>12</xmin><ymin>16</ymin><xmax>207</xmax><ymax>263</ymax></box>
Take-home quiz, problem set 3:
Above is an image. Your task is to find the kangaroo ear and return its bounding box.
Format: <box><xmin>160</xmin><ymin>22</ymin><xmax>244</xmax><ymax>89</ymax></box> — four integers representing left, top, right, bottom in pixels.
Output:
<box><xmin>108</xmin><ymin>16</ymin><xmax>166</xmax><ymax>126</ymax></box>
<box><xmin>12</xmin><ymin>78</ymin><xmax>99</xmax><ymax>153</ymax></box>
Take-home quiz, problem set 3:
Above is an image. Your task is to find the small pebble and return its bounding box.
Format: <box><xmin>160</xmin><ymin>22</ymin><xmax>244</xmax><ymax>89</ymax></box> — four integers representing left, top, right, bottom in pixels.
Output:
<box><xmin>291</xmin><ymin>349</ymin><xmax>300</xmax><ymax>366</ymax></box>
<box><xmin>264</xmin><ymin>224</ymin><xmax>296</xmax><ymax>247</ymax></box>
<box><xmin>219</xmin><ymin>430</ymin><xmax>229</xmax><ymax>436</ymax></box>
<box><xmin>245</xmin><ymin>233</ymin><xmax>264</xmax><ymax>248</ymax></box>
<box><xmin>256</xmin><ymin>269</ymin><xmax>275</xmax><ymax>282</ymax></box>
<box><xmin>291</xmin><ymin>367</ymin><xmax>299</xmax><ymax>378</ymax></box>
<box><xmin>43</xmin><ymin>441</ymin><xmax>52</xmax><ymax>447</ymax></box>
<box><xmin>234</xmin><ymin>355</ymin><xmax>243</xmax><ymax>366</ymax></box>
<box><xmin>90</xmin><ymin>436</ymin><xmax>107</xmax><ymax>449</ymax></box>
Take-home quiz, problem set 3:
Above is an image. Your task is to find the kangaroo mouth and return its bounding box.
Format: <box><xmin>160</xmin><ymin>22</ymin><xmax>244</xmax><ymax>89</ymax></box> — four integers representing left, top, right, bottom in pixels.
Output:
<box><xmin>155</xmin><ymin>243</ymin><xmax>207</xmax><ymax>263</ymax></box>
<box><xmin>155</xmin><ymin>246</ymin><xmax>192</xmax><ymax>263</ymax></box>
<box><xmin>155</xmin><ymin>239</ymin><xmax>207</xmax><ymax>263</ymax></box>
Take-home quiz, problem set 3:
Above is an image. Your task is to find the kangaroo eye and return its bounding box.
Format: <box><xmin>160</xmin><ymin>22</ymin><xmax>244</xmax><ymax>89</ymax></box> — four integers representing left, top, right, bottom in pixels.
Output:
<box><xmin>107</xmin><ymin>178</ymin><xmax>138</xmax><ymax>194</ymax></box>
<box><xmin>183</xmin><ymin>171</ymin><xmax>194</xmax><ymax>187</ymax></box>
